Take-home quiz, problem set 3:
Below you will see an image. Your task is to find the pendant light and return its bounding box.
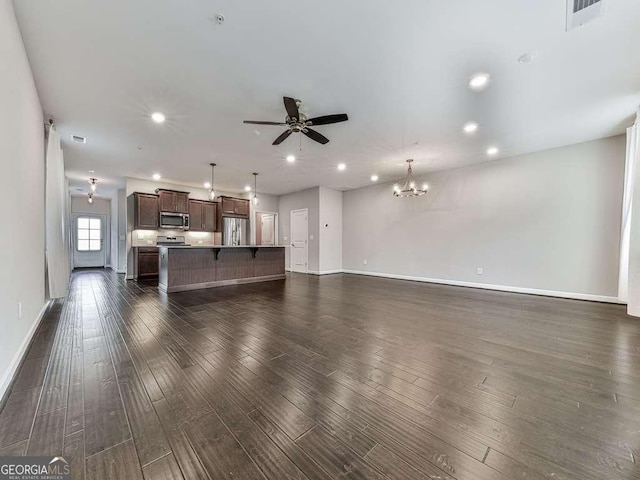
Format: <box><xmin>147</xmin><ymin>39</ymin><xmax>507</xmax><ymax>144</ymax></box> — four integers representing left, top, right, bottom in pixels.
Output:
<box><xmin>89</xmin><ymin>178</ymin><xmax>97</xmax><ymax>192</ymax></box>
<box><xmin>87</xmin><ymin>192</ymin><xmax>94</xmax><ymax>204</ymax></box>
<box><xmin>252</xmin><ymin>173</ymin><xmax>259</xmax><ymax>206</ymax></box>
<box><xmin>393</xmin><ymin>159</ymin><xmax>428</xmax><ymax>197</ymax></box>
<box><xmin>208</xmin><ymin>163</ymin><xmax>216</xmax><ymax>201</ymax></box>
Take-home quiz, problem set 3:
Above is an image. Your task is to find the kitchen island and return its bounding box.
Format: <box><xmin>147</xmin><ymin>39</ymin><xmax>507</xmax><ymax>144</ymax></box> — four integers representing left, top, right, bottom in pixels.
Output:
<box><xmin>158</xmin><ymin>245</ymin><xmax>286</xmax><ymax>293</ymax></box>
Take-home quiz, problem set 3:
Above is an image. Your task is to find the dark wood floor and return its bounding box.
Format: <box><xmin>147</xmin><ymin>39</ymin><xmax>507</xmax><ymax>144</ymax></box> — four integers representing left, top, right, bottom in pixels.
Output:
<box><xmin>1</xmin><ymin>270</ymin><xmax>640</xmax><ymax>479</ymax></box>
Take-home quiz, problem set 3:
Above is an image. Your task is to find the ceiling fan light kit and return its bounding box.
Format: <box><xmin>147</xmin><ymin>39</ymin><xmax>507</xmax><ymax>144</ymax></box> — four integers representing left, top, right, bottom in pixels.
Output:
<box><xmin>244</xmin><ymin>97</ymin><xmax>348</xmax><ymax>146</ymax></box>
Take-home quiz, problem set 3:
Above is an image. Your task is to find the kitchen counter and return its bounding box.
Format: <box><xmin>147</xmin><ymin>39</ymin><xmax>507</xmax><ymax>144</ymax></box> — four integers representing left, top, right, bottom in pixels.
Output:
<box><xmin>160</xmin><ymin>245</ymin><xmax>286</xmax><ymax>249</ymax></box>
<box><xmin>158</xmin><ymin>245</ymin><xmax>286</xmax><ymax>293</ymax></box>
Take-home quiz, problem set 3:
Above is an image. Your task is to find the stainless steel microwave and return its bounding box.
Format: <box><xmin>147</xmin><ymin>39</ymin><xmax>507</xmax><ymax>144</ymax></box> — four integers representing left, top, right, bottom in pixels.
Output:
<box><xmin>159</xmin><ymin>212</ymin><xmax>190</xmax><ymax>230</ymax></box>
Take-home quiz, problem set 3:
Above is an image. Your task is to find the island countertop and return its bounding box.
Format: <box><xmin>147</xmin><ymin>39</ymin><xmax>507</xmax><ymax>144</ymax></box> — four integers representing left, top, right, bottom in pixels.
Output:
<box><xmin>158</xmin><ymin>244</ymin><xmax>286</xmax><ymax>293</ymax></box>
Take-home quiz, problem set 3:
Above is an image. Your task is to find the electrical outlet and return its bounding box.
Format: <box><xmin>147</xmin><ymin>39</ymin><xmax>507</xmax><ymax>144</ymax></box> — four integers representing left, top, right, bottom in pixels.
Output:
<box><xmin>363</xmin><ymin>259</ymin><xmax>368</xmax><ymax>265</ymax></box>
<box><xmin>198</xmin><ymin>240</ymin><xmax>203</xmax><ymax>244</ymax></box>
<box><xmin>137</xmin><ymin>232</ymin><xmax>144</xmax><ymax>240</ymax></box>
<box><xmin>146</xmin><ymin>239</ymin><xmax>153</xmax><ymax>245</ymax></box>
<box><xmin>283</xmin><ymin>236</ymin><xmax>288</xmax><ymax>241</ymax></box>
<box><xmin>309</xmin><ymin>235</ymin><xmax>314</xmax><ymax>240</ymax></box>
<box><xmin>477</xmin><ymin>267</ymin><xmax>483</xmax><ymax>275</ymax></box>
<box><xmin>18</xmin><ymin>301</ymin><xmax>23</xmax><ymax>319</ymax></box>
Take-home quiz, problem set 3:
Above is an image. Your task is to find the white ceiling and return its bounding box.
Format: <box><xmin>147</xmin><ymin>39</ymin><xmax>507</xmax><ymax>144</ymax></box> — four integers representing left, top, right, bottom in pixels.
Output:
<box><xmin>13</xmin><ymin>0</ymin><xmax>640</xmax><ymax>196</ymax></box>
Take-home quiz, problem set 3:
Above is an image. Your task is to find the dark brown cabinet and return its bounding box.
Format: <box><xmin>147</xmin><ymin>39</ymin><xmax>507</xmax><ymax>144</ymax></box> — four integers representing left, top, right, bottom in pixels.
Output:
<box><xmin>134</xmin><ymin>193</ymin><xmax>159</xmax><ymax>229</ymax></box>
<box><xmin>136</xmin><ymin>247</ymin><xmax>159</xmax><ymax>278</ymax></box>
<box><xmin>219</xmin><ymin>196</ymin><xmax>250</xmax><ymax>218</ymax></box>
<box><xmin>156</xmin><ymin>189</ymin><xmax>189</xmax><ymax>214</ymax></box>
<box><xmin>188</xmin><ymin>200</ymin><xmax>217</xmax><ymax>232</ymax></box>
<box><xmin>235</xmin><ymin>199</ymin><xmax>250</xmax><ymax>217</ymax></box>
<box><xmin>203</xmin><ymin>202</ymin><xmax>216</xmax><ymax>231</ymax></box>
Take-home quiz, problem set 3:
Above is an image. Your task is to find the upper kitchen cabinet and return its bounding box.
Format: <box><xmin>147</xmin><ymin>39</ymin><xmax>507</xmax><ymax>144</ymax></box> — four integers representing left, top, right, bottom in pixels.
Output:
<box><xmin>203</xmin><ymin>202</ymin><xmax>216</xmax><ymax>231</ymax></box>
<box><xmin>133</xmin><ymin>193</ymin><xmax>159</xmax><ymax>229</ymax></box>
<box><xmin>219</xmin><ymin>196</ymin><xmax>250</xmax><ymax>218</ymax></box>
<box><xmin>189</xmin><ymin>199</ymin><xmax>217</xmax><ymax>232</ymax></box>
<box><xmin>156</xmin><ymin>189</ymin><xmax>189</xmax><ymax>214</ymax></box>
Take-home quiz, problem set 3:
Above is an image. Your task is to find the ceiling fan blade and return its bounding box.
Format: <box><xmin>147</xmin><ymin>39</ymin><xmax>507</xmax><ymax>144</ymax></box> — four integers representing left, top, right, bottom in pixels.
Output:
<box><xmin>243</xmin><ymin>120</ymin><xmax>287</xmax><ymax>125</ymax></box>
<box><xmin>306</xmin><ymin>114</ymin><xmax>349</xmax><ymax>126</ymax></box>
<box><xmin>283</xmin><ymin>97</ymin><xmax>299</xmax><ymax>121</ymax></box>
<box><xmin>302</xmin><ymin>128</ymin><xmax>330</xmax><ymax>145</ymax></box>
<box><xmin>272</xmin><ymin>129</ymin><xmax>293</xmax><ymax>145</ymax></box>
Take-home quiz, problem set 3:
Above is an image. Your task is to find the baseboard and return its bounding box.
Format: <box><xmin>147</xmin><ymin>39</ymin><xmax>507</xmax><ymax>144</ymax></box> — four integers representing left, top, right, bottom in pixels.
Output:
<box><xmin>0</xmin><ymin>300</ymin><xmax>52</xmax><ymax>404</ymax></box>
<box><xmin>308</xmin><ymin>269</ymin><xmax>343</xmax><ymax>276</ymax></box>
<box><xmin>342</xmin><ymin>269</ymin><xmax>623</xmax><ymax>304</ymax></box>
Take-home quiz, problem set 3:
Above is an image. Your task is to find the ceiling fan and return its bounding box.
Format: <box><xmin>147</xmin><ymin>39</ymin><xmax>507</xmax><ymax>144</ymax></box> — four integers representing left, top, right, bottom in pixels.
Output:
<box><xmin>244</xmin><ymin>97</ymin><xmax>348</xmax><ymax>145</ymax></box>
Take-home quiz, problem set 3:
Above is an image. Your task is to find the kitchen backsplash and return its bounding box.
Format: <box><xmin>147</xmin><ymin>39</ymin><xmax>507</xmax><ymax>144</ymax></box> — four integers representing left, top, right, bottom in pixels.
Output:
<box><xmin>131</xmin><ymin>229</ymin><xmax>221</xmax><ymax>247</ymax></box>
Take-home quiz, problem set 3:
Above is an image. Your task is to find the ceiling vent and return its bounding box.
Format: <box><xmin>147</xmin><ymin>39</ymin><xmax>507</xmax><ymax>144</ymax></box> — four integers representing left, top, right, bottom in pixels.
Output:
<box><xmin>70</xmin><ymin>134</ymin><xmax>87</xmax><ymax>144</ymax></box>
<box><xmin>567</xmin><ymin>0</ymin><xmax>606</xmax><ymax>31</ymax></box>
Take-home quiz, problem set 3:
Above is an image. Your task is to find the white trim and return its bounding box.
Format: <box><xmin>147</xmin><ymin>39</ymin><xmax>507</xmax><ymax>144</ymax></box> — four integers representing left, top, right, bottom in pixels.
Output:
<box><xmin>0</xmin><ymin>301</ymin><xmax>52</xmax><ymax>402</ymax></box>
<box><xmin>308</xmin><ymin>269</ymin><xmax>343</xmax><ymax>276</ymax></box>
<box><xmin>342</xmin><ymin>269</ymin><xmax>624</xmax><ymax>304</ymax></box>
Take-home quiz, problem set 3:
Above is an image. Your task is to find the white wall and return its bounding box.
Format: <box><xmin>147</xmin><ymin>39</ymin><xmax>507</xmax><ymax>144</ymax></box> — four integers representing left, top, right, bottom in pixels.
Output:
<box><xmin>279</xmin><ymin>187</ymin><xmax>320</xmax><ymax>271</ymax></box>
<box><xmin>319</xmin><ymin>187</ymin><xmax>343</xmax><ymax>273</ymax></box>
<box><xmin>0</xmin><ymin>0</ymin><xmax>46</xmax><ymax>398</ymax></box>
<box><xmin>343</xmin><ymin>136</ymin><xmax>625</xmax><ymax>300</ymax></box>
<box><xmin>116</xmin><ymin>189</ymin><xmax>127</xmax><ymax>272</ymax></box>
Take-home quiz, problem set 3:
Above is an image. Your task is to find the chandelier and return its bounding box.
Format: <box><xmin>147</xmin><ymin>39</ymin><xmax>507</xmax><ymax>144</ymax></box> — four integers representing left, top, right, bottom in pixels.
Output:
<box><xmin>393</xmin><ymin>159</ymin><xmax>428</xmax><ymax>197</ymax></box>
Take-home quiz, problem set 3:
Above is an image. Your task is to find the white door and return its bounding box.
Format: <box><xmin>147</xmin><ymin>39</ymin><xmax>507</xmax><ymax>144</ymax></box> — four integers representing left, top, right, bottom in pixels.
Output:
<box><xmin>290</xmin><ymin>209</ymin><xmax>308</xmax><ymax>273</ymax></box>
<box><xmin>261</xmin><ymin>214</ymin><xmax>275</xmax><ymax>245</ymax></box>
<box><xmin>73</xmin><ymin>214</ymin><xmax>106</xmax><ymax>268</ymax></box>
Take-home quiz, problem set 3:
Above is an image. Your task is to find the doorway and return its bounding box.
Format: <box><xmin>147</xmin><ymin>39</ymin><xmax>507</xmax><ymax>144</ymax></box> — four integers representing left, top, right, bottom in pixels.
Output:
<box><xmin>73</xmin><ymin>214</ymin><xmax>107</xmax><ymax>268</ymax></box>
<box><xmin>290</xmin><ymin>208</ymin><xmax>308</xmax><ymax>273</ymax></box>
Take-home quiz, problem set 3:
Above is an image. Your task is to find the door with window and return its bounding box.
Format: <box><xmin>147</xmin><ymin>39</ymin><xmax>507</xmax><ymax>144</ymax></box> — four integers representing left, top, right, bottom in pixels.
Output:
<box><xmin>290</xmin><ymin>209</ymin><xmax>308</xmax><ymax>273</ymax></box>
<box><xmin>73</xmin><ymin>215</ymin><xmax>106</xmax><ymax>268</ymax></box>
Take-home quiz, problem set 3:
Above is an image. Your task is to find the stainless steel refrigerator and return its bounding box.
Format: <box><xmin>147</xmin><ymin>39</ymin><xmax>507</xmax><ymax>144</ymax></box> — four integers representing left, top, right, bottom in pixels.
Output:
<box><xmin>222</xmin><ymin>217</ymin><xmax>249</xmax><ymax>246</ymax></box>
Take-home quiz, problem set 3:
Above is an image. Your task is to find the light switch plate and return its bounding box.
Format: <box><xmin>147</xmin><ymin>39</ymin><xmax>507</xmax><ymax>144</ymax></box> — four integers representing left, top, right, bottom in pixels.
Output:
<box><xmin>477</xmin><ymin>267</ymin><xmax>483</xmax><ymax>275</ymax></box>
<box><xmin>309</xmin><ymin>235</ymin><xmax>314</xmax><ymax>240</ymax></box>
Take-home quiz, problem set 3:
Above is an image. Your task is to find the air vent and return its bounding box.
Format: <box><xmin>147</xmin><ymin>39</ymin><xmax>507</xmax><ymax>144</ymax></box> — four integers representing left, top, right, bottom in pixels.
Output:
<box><xmin>71</xmin><ymin>134</ymin><xmax>87</xmax><ymax>144</ymax></box>
<box><xmin>567</xmin><ymin>0</ymin><xmax>606</xmax><ymax>31</ymax></box>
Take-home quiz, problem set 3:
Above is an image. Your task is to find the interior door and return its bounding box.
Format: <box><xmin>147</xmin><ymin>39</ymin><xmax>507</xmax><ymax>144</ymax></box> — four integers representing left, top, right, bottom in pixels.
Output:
<box><xmin>261</xmin><ymin>214</ymin><xmax>275</xmax><ymax>245</ymax></box>
<box><xmin>73</xmin><ymin>214</ymin><xmax>106</xmax><ymax>268</ymax></box>
<box><xmin>290</xmin><ymin>209</ymin><xmax>308</xmax><ymax>273</ymax></box>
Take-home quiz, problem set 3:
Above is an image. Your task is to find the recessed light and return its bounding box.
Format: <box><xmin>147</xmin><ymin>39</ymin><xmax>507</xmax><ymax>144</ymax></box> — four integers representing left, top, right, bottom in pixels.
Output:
<box><xmin>487</xmin><ymin>146</ymin><xmax>499</xmax><ymax>156</ymax></box>
<box><xmin>244</xmin><ymin>185</ymin><xmax>252</xmax><ymax>192</ymax></box>
<box><xmin>286</xmin><ymin>155</ymin><xmax>296</xmax><ymax>163</ymax></box>
<box><xmin>468</xmin><ymin>73</ymin><xmax>490</xmax><ymax>91</ymax></box>
<box><xmin>371</xmin><ymin>175</ymin><xmax>379</xmax><ymax>182</ymax></box>
<box><xmin>151</xmin><ymin>112</ymin><xmax>166</xmax><ymax>124</ymax></box>
<box><xmin>337</xmin><ymin>163</ymin><xmax>346</xmax><ymax>171</ymax></box>
<box><xmin>152</xmin><ymin>173</ymin><xmax>161</xmax><ymax>180</ymax></box>
<box><xmin>463</xmin><ymin>122</ymin><xmax>479</xmax><ymax>134</ymax></box>
<box><xmin>204</xmin><ymin>182</ymin><xmax>211</xmax><ymax>189</ymax></box>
